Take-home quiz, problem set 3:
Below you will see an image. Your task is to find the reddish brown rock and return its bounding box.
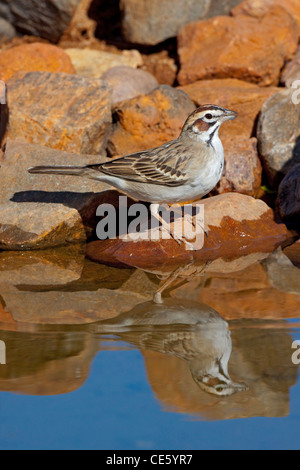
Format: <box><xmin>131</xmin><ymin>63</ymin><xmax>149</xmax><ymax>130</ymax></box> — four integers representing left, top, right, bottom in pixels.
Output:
<box><xmin>87</xmin><ymin>193</ymin><xmax>288</xmax><ymax>269</ymax></box>
<box><xmin>178</xmin><ymin>79</ymin><xmax>279</xmax><ymax>139</ymax></box>
<box><xmin>213</xmin><ymin>137</ymin><xmax>262</xmax><ymax>197</ymax></box>
<box><xmin>281</xmin><ymin>45</ymin><xmax>300</xmax><ymax>87</ymax></box>
<box><xmin>283</xmin><ymin>240</ymin><xmax>300</xmax><ymax>267</ymax></box>
<box><xmin>5</xmin><ymin>71</ymin><xmax>112</xmax><ymax>154</ymax></box>
<box><xmin>232</xmin><ymin>0</ymin><xmax>300</xmax><ymax>28</ymax></box>
<box><xmin>0</xmin><ymin>43</ymin><xmax>76</xmax><ymax>82</ymax></box>
<box><xmin>141</xmin><ymin>51</ymin><xmax>177</xmax><ymax>86</ymax></box>
<box><xmin>177</xmin><ymin>6</ymin><xmax>298</xmax><ymax>86</ymax></box>
<box><xmin>107</xmin><ymin>85</ymin><xmax>195</xmax><ymax>156</ymax></box>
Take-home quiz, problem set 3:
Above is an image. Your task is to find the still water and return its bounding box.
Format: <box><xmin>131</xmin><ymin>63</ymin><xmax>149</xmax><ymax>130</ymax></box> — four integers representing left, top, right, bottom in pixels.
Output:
<box><xmin>0</xmin><ymin>247</ymin><xmax>299</xmax><ymax>450</ymax></box>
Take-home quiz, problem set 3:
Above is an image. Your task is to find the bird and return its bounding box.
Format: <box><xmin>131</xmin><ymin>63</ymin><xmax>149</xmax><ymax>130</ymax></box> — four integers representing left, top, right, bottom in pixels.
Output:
<box><xmin>28</xmin><ymin>104</ymin><xmax>237</xmax><ymax>243</ymax></box>
<box><xmin>92</xmin><ymin>298</ymin><xmax>248</xmax><ymax>397</ymax></box>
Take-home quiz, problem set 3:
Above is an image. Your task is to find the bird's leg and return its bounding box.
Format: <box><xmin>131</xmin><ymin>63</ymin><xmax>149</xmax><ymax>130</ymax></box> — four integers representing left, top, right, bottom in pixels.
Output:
<box><xmin>150</xmin><ymin>203</ymin><xmax>181</xmax><ymax>245</ymax></box>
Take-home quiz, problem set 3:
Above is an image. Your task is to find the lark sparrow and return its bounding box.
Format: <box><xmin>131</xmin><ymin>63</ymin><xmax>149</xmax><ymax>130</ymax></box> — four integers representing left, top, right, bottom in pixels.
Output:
<box><xmin>29</xmin><ymin>105</ymin><xmax>236</xmax><ymax>244</ymax></box>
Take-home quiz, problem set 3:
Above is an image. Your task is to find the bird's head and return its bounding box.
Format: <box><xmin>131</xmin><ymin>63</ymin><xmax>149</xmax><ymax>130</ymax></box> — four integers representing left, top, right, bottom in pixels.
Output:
<box><xmin>181</xmin><ymin>104</ymin><xmax>237</xmax><ymax>144</ymax></box>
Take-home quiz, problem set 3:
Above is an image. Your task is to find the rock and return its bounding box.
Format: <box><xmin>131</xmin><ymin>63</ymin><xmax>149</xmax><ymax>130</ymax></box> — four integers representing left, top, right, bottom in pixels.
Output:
<box><xmin>0</xmin><ymin>18</ymin><xmax>16</xmax><ymax>42</ymax></box>
<box><xmin>257</xmin><ymin>89</ymin><xmax>300</xmax><ymax>188</ymax></box>
<box><xmin>119</xmin><ymin>0</ymin><xmax>243</xmax><ymax>46</ymax></box>
<box><xmin>0</xmin><ymin>43</ymin><xmax>76</xmax><ymax>83</ymax></box>
<box><xmin>87</xmin><ymin>193</ymin><xmax>288</xmax><ymax>270</ymax></box>
<box><xmin>0</xmin><ymin>252</ymin><xmax>157</xmax><ymax>324</ymax></box>
<box><xmin>119</xmin><ymin>0</ymin><xmax>211</xmax><ymax>45</ymax></box>
<box><xmin>178</xmin><ymin>78</ymin><xmax>279</xmax><ymax>139</ymax></box>
<box><xmin>0</xmin><ymin>0</ymin><xmax>80</xmax><ymax>42</ymax></box>
<box><xmin>177</xmin><ymin>5</ymin><xmax>298</xmax><ymax>86</ymax></box>
<box><xmin>141</xmin><ymin>51</ymin><xmax>177</xmax><ymax>86</ymax></box>
<box><xmin>281</xmin><ymin>45</ymin><xmax>300</xmax><ymax>87</ymax></box>
<box><xmin>101</xmin><ymin>66</ymin><xmax>158</xmax><ymax>105</ymax></box>
<box><xmin>65</xmin><ymin>48</ymin><xmax>143</xmax><ymax>78</ymax></box>
<box><xmin>5</xmin><ymin>71</ymin><xmax>112</xmax><ymax>155</ymax></box>
<box><xmin>212</xmin><ymin>137</ymin><xmax>262</xmax><ymax>197</ymax></box>
<box><xmin>107</xmin><ymin>85</ymin><xmax>196</xmax><ymax>156</ymax></box>
<box><xmin>283</xmin><ymin>240</ymin><xmax>300</xmax><ymax>267</ymax></box>
<box><xmin>263</xmin><ymin>249</ymin><xmax>300</xmax><ymax>295</ymax></box>
<box><xmin>232</xmin><ymin>0</ymin><xmax>300</xmax><ymax>27</ymax></box>
<box><xmin>176</xmin><ymin>259</ymin><xmax>300</xmax><ymax>320</ymax></box>
<box><xmin>61</xmin><ymin>0</ymin><xmax>97</xmax><ymax>41</ymax></box>
<box><xmin>276</xmin><ymin>163</ymin><xmax>300</xmax><ymax>232</ymax></box>
<box><xmin>0</xmin><ymin>140</ymin><xmax>114</xmax><ymax>250</ymax></box>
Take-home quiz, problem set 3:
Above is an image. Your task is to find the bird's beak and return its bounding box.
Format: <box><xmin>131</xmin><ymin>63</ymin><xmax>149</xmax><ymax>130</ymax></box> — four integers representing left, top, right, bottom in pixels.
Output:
<box><xmin>223</xmin><ymin>109</ymin><xmax>238</xmax><ymax>121</ymax></box>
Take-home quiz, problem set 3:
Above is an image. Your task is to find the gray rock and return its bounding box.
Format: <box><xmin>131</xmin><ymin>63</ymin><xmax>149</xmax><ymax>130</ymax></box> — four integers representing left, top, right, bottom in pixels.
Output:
<box><xmin>119</xmin><ymin>0</ymin><xmax>244</xmax><ymax>45</ymax></box>
<box><xmin>0</xmin><ymin>140</ymin><xmax>112</xmax><ymax>250</ymax></box>
<box><xmin>257</xmin><ymin>89</ymin><xmax>300</xmax><ymax>187</ymax></box>
<box><xmin>264</xmin><ymin>249</ymin><xmax>300</xmax><ymax>295</ymax></box>
<box><xmin>0</xmin><ymin>0</ymin><xmax>79</xmax><ymax>42</ymax></box>
<box><xmin>6</xmin><ymin>71</ymin><xmax>112</xmax><ymax>155</ymax></box>
<box><xmin>0</xmin><ymin>17</ymin><xmax>16</xmax><ymax>42</ymax></box>
<box><xmin>101</xmin><ymin>66</ymin><xmax>158</xmax><ymax>105</ymax></box>
<box><xmin>276</xmin><ymin>163</ymin><xmax>300</xmax><ymax>231</ymax></box>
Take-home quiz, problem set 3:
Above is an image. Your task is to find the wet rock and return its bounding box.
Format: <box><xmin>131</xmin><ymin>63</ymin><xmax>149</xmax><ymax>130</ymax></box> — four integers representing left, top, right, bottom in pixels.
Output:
<box><xmin>0</xmin><ymin>140</ymin><xmax>113</xmax><ymax>250</ymax></box>
<box><xmin>177</xmin><ymin>5</ymin><xmax>298</xmax><ymax>86</ymax></box>
<box><xmin>257</xmin><ymin>89</ymin><xmax>300</xmax><ymax>188</ymax></box>
<box><xmin>0</xmin><ymin>0</ymin><xmax>80</xmax><ymax>42</ymax></box>
<box><xmin>276</xmin><ymin>163</ymin><xmax>300</xmax><ymax>232</ymax></box>
<box><xmin>264</xmin><ymin>249</ymin><xmax>300</xmax><ymax>295</ymax></box>
<box><xmin>281</xmin><ymin>45</ymin><xmax>300</xmax><ymax>88</ymax></box>
<box><xmin>231</xmin><ymin>0</ymin><xmax>300</xmax><ymax>27</ymax></box>
<box><xmin>87</xmin><ymin>193</ymin><xmax>288</xmax><ymax>270</ymax></box>
<box><xmin>178</xmin><ymin>78</ymin><xmax>279</xmax><ymax>139</ymax></box>
<box><xmin>119</xmin><ymin>0</ymin><xmax>211</xmax><ymax>45</ymax></box>
<box><xmin>101</xmin><ymin>66</ymin><xmax>158</xmax><ymax>105</ymax></box>
<box><xmin>0</xmin><ymin>18</ymin><xmax>16</xmax><ymax>42</ymax></box>
<box><xmin>5</xmin><ymin>71</ymin><xmax>112</xmax><ymax>154</ymax></box>
<box><xmin>107</xmin><ymin>85</ymin><xmax>196</xmax><ymax>156</ymax></box>
<box><xmin>65</xmin><ymin>48</ymin><xmax>143</xmax><ymax>78</ymax></box>
<box><xmin>0</xmin><ymin>43</ymin><xmax>76</xmax><ymax>83</ymax></box>
<box><xmin>141</xmin><ymin>51</ymin><xmax>177</xmax><ymax>86</ymax></box>
<box><xmin>213</xmin><ymin>137</ymin><xmax>262</xmax><ymax>198</ymax></box>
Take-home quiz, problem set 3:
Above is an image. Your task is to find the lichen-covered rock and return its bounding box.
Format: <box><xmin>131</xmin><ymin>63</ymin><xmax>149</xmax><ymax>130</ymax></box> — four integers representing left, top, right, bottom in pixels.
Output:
<box><xmin>0</xmin><ymin>43</ymin><xmax>76</xmax><ymax>82</ymax></box>
<box><xmin>177</xmin><ymin>6</ymin><xmax>298</xmax><ymax>86</ymax></box>
<box><xmin>257</xmin><ymin>89</ymin><xmax>300</xmax><ymax>187</ymax></box>
<box><xmin>5</xmin><ymin>71</ymin><xmax>112</xmax><ymax>154</ymax></box>
<box><xmin>0</xmin><ymin>0</ymin><xmax>80</xmax><ymax>42</ymax></box>
<box><xmin>107</xmin><ymin>85</ymin><xmax>196</xmax><ymax>156</ymax></box>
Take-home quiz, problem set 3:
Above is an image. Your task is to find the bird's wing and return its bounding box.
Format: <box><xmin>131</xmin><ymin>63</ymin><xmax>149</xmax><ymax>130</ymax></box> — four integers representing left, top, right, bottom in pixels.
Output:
<box><xmin>89</xmin><ymin>141</ymin><xmax>189</xmax><ymax>187</ymax></box>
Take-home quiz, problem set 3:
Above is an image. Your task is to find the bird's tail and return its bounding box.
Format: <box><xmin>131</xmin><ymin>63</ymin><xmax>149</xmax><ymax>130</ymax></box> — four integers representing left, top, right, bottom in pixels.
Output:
<box><xmin>28</xmin><ymin>165</ymin><xmax>90</xmax><ymax>177</ymax></box>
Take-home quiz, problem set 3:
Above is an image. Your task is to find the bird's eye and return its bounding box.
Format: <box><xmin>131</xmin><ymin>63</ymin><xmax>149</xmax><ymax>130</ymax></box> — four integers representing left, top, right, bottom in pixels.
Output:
<box><xmin>205</xmin><ymin>113</ymin><xmax>213</xmax><ymax>120</ymax></box>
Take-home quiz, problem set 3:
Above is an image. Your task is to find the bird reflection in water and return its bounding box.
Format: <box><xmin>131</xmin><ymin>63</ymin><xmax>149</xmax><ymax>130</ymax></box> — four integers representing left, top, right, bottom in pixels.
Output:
<box><xmin>94</xmin><ymin>298</ymin><xmax>248</xmax><ymax>397</ymax></box>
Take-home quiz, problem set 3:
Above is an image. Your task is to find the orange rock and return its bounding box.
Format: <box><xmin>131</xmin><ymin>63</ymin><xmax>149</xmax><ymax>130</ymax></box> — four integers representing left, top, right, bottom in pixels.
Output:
<box><xmin>107</xmin><ymin>85</ymin><xmax>195</xmax><ymax>156</ymax></box>
<box><xmin>0</xmin><ymin>43</ymin><xmax>75</xmax><ymax>82</ymax></box>
<box><xmin>178</xmin><ymin>78</ymin><xmax>279</xmax><ymax>139</ymax></box>
<box><xmin>232</xmin><ymin>0</ymin><xmax>300</xmax><ymax>28</ymax></box>
<box><xmin>177</xmin><ymin>6</ymin><xmax>298</xmax><ymax>86</ymax></box>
